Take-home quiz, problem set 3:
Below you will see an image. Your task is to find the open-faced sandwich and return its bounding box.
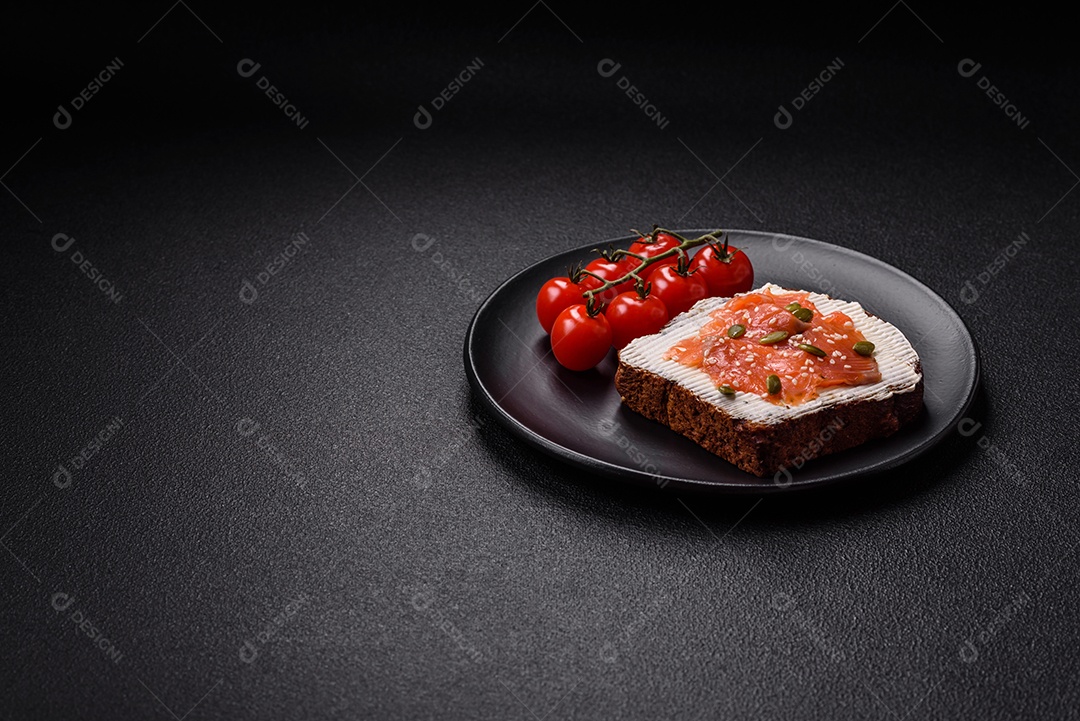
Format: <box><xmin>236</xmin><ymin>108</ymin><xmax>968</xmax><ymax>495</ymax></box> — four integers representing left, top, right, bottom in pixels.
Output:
<box><xmin>615</xmin><ymin>283</ymin><xmax>923</xmax><ymax>477</ymax></box>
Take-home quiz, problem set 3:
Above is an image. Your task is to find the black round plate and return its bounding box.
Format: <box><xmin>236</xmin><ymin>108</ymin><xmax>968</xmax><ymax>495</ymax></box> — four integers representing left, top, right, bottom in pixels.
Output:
<box><xmin>464</xmin><ymin>230</ymin><xmax>979</xmax><ymax>494</ymax></box>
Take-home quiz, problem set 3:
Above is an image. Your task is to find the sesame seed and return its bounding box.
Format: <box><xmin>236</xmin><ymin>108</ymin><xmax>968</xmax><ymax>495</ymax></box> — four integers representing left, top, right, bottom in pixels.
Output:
<box><xmin>843</xmin><ymin>364</ymin><xmax>852</xmax><ymax>369</ymax></box>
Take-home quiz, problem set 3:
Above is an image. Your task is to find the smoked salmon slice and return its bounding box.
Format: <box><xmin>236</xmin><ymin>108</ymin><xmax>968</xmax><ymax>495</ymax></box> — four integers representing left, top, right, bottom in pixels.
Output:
<box><xmin>664</xmin><ymin>289</ymin><xmax>881</xmax><ymax>405</ymax></box>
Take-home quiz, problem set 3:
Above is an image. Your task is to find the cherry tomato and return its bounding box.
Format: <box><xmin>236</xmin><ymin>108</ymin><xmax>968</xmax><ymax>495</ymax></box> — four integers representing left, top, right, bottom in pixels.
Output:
<box><xmin>585</xmin><ymin>257</ymin><xmax>634</xmax><ymax>306</ymax></box>
<box><xmin>625</xmin><ymin>232</ymin><xmax>680</xmax><ymax>277</ymax></box>
<box><xmin>647</xmin><ymin>264</ymin><xmax>709</xmax><ymax>316</ymax></box>
<box><xmin>536</xmin><ymin>273</ymin><xmax>600</xmax><ymax>334</ymax></box>
<box><xmin>606</xmin><ymin>288</ymin><xmax>669</xmax><ymax>350</ymax></box>
<box><xmin>550</xmin><ymin>304</ymin><xmax>613</xmax><ymax>371</ymax></box>
<box><xmin>628</xmin><ymin>231</ymin><xmax>680</xmax><ymax>257</ymax></box>
<box><xmin>690</xmin><ymin>244</ymin><xmax>754</xmax><ymax>297</ymax></box>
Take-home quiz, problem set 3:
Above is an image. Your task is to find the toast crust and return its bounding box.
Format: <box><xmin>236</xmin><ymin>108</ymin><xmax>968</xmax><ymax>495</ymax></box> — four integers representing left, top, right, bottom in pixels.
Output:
<box><xmin>614</xmin><ymin>359</ymin><xmax>924</xmax><ymax>477</ymax></box>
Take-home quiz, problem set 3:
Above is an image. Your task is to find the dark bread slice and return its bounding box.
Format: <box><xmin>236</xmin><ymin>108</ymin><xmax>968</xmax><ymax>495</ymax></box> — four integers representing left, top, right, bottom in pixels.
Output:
<box><xmin>614</xmin><ymin>360</ymin><xmax>923</xmax><ymax>477</ymax></box>
<box><xmin>614</xmin><ymin>285</ymin><xmax>924</xmax><ymax>478</ymax></box>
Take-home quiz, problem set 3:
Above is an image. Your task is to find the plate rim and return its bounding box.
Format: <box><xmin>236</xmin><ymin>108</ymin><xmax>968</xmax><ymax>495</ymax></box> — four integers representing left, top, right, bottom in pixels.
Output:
<box><xmin>464</xmin><ymin>228</ymin><xmax>981</xmax><ymax>494</ymax></box>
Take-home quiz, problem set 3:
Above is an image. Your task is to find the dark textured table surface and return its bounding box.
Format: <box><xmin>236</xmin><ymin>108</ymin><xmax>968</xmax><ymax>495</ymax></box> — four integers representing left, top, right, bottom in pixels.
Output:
<box><xmin>4</xmin><ymin>6</ymin><xmax>1079</xmax><ymax>719</ymax></box>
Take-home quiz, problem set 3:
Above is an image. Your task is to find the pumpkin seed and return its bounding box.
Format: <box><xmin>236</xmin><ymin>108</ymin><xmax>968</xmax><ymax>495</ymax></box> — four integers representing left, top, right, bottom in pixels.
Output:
<box><xmin>759</xmin><ymin>331</ymin><xmax>789</xmax><ymax>345</ymax></box>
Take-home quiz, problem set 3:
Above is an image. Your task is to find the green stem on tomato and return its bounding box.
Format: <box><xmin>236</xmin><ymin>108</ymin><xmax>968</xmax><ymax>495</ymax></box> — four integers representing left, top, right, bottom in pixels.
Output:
<box><xmin>582</xmin><ymin>228</ymin><xmax>724</xmax><ymax>304</ymax></box>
